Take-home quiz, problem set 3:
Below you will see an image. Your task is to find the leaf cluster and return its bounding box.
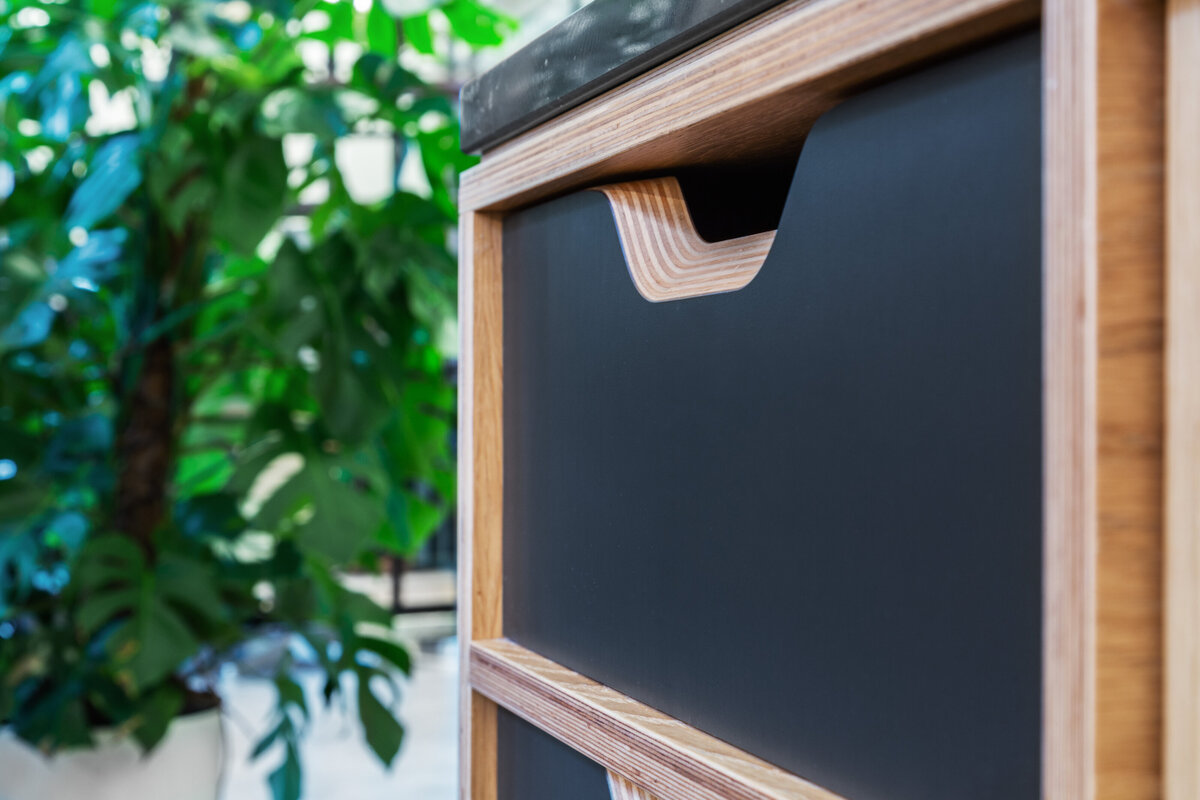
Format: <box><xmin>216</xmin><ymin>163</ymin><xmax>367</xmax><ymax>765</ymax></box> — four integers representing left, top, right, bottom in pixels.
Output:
<box><xmin>0</xmin><ymin>0</ymin><xmax>512</xmax><ymax>797</ymax></box>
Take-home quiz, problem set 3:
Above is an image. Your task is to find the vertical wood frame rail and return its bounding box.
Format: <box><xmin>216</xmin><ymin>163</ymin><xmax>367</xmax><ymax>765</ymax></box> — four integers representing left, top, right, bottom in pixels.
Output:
<box><xmin>1166</xmin><ymin>1</ymin><xmax>1200</xmax><ymax>798</ymax></box>
<box><xmin>458</xmin><ymin>211</ymin><xmax>503</xmax><ymax>800</ymax></box>
<box><xmin>1049</xmin><ymin>2</ymin><xmax>1165</xmax><ymax>798</ymax></box>
<box><xmin>457</xmin><ymin>0</ymin><xmax>1171</xmax><ymax>798</ymax></box>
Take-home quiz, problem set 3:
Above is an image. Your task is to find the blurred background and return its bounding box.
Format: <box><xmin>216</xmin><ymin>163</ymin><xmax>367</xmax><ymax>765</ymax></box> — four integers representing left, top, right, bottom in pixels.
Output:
<box><xmin>0</xmin><ymin>1</ymin><xmax>587</xmax><ymax>799</ymax></box>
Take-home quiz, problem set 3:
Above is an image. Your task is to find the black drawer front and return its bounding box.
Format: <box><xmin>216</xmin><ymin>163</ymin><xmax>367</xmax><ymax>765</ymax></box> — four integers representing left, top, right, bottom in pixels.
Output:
<box><xmin>497</xmin><ymin>710</ymin><xmax>611</xmax><ymax>800</ymax></box>
<box><xmin>502</xmin><ymin>31</ymin><xmax>1042</xmax><ymax>800</ymax></box>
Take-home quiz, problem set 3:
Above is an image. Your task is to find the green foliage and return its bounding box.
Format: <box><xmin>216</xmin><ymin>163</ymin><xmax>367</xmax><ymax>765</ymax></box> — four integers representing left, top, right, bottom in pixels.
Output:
<box><xmin>0</xmin><ymin>1</ymin><xmax>510</xmax><ymax>798</ymax></box>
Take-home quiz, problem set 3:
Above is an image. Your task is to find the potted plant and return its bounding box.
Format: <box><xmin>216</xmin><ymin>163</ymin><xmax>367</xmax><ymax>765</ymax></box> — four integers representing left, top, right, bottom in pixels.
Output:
<box><xmin>0</xmin><ymin>1</ymin><xmax>511</xmax><ymax>798</ymax></box>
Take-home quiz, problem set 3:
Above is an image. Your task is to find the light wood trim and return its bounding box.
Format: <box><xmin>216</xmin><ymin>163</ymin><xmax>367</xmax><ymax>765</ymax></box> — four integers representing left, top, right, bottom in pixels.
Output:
<box><xmin>593</xmin><ymin>178</ymin><xmax>775</xmax><ymax>302</ymax></box>
<box><xmin>470</xmin><ymin>639</ymin><xmax>848</xmax><ymax>800</ymax></box>
<box><xmin>458</xmin><ymin>0</ymin><xmax>1039</xmax><ymax>214</ymax></box>
<box><xmin>458</xmin><ymin>210</ymin><xmax>504</xmax><ymax>800</ymax></box>
<box><xmin>609</xmin><ymin>771</ymin><xmax>663</xmax><ymax>800</ymax></box>
<box><xmin>1046</xmin><ymin>2</ymin><xmax>1166</xmax><ymax>800</ymax></box>
<box><xmin>1043</xmin><ymin>4</ymin><xmax>1100</xmax><ymax>794</ymax></box>
<box><xmin>1165</xmin><ymin>2</ymin><xmax>1200</xmax><ymax>798</ymax></box>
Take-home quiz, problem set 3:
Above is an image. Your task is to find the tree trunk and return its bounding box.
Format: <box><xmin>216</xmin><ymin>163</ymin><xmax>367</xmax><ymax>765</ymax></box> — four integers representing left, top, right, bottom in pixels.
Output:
<box><xmin>113</xmin><ymin>333</ymin><xmax>176</xmax><ymax>555</ymax></box>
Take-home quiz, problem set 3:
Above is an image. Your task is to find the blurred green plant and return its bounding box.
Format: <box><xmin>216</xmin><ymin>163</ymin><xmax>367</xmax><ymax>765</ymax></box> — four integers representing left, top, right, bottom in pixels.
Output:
<box><xmin>0</xmin><ymin>1</ymin><xmax>512</xmax><ymax>797</ymax></box>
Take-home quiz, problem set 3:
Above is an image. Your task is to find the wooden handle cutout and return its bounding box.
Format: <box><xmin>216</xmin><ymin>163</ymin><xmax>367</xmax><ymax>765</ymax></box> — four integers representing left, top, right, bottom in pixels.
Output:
<box><xmin>592</xmin><ymin>177</ymin><xmax>776</xmax><ymax>302</ymax></box>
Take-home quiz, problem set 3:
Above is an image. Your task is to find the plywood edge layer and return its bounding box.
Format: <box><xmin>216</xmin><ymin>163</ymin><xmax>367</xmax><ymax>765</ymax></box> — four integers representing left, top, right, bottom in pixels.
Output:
<box><xmin>459</xmin><ymin>0</ymin><xmax>1039</xmax><ymax>213</ymax></box>
<box><xmin>1165</xmin><ymin>1</ymin><xmax>1200</xmax><ymax>798</ymax></box>
<box><xmin>469</xmin><ymin>638</ymin><xmax>848</xmax><ymax>800</ymax></box>
<box><xmin>592</xmin><ymin>178</ymin><xmax>775</xmax><ymax>302</ymax></box>
<box><xmin>609</xmin><ymin>770</ymin><xmax>665</xmax><ymax>800</ymax></box>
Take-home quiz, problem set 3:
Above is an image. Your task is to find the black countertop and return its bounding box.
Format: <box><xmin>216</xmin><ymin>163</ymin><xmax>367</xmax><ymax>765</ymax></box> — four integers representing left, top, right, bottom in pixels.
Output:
<box><xmin>460</xmin><ymin>0</ymin><xmax>788</xmax><ymax>153</ymax></box>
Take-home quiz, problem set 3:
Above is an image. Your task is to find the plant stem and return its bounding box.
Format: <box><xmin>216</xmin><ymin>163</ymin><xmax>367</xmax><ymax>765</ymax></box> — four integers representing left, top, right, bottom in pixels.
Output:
<box><xmin>113</xmin><ymin>332</ymin><xmax>175</xmax><ymax>555</ymax></box>
<box><xmin>112</xmin><ymin>207</ymin><xmax>202</xmax><ymax>555</ymax></box>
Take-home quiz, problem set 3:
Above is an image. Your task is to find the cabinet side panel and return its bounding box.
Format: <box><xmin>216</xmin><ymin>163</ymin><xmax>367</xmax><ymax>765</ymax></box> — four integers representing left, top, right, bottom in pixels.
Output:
<box><xmin>1096</xmin><ymin>2</ymin><xmax>1165</xmax><ymax>799</ymax></box>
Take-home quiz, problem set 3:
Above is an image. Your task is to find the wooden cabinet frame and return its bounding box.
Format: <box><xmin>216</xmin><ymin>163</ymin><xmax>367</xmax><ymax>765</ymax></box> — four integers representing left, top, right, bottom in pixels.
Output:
<box><xmin>1166</xmin><ymin>1</ymin><xmax>1200</xmax><ymax>799</ymax></box>
<box><xmin>457</xmin><ymin>0</ymin><xmax>1184</xmax><ymax>797</ymax></box>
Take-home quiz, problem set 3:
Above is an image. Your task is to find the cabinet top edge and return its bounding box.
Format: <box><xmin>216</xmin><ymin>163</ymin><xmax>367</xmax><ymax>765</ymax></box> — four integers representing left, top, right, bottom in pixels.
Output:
<box><xmin>460</xmin><ymin>0</ymin><xmax>790</xmax><ymax>154</ymax></box>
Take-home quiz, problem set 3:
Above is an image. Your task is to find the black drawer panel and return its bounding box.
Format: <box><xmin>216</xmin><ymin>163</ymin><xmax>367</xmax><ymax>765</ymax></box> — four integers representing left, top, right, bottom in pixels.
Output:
<box><xmin>497</xmin><ymin>709</ymin><xmax>611</xmax><ymax>800</ymax></box>
<box><xmin>502</xmin><ymin>32</ymin><xmax>1041</xmax><ymax>800</ymax></box>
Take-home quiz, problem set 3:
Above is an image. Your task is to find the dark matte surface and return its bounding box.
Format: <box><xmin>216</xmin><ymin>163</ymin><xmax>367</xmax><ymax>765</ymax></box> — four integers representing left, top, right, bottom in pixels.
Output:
<box><xmin>460</xmin><ymin>0</ymin><xmax>787</xmax><ymax>153</ymax></box>
<box><xmin>501</xmin><ymin>34</ymin><xmax>1042</xmax><ymax>800</ymax></box>
<box><xmin>497</xmin><ymin>709</ymin><xmax>611</xmax><ymax>800</ymax></box>
<box><xmin>673</xmin><ymin>158</ymin><xmax>800</xmax><ymax>242</ymax></box>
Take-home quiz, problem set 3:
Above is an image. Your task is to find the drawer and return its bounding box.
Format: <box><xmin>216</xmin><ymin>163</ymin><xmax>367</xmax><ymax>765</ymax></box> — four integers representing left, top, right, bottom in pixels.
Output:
<box><xmin>499</xmin><ymin>32</ymin><xmax>1040</xmax><ymax>800</ymax></box>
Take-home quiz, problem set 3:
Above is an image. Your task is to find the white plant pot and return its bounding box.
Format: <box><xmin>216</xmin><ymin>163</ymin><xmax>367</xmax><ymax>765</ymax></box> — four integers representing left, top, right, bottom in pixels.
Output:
<box><xmin>0</xmin><ymin>707</ymin><xmax>223</xmax><ymax>800</ymax></box>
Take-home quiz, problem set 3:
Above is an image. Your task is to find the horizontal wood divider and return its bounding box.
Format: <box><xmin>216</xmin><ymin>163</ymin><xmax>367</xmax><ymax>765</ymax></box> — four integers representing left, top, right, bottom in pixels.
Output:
<box><xmin>469</xmin><ymin>639</ymin><xmax>847</xmax><ymax>800</ymax></box>
<box><xmin>594</xmin><ymin>177</ymin><xmax>775</xmax><ymax>302</ymax></box>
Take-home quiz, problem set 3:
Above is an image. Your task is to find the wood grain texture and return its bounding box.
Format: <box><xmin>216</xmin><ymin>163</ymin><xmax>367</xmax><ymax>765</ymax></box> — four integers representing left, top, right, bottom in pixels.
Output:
<box><xmin>1095</xmin><ymin>2</ymin><xmax>1165</xmax><ymax>799</ymax></box>
<box><xmin>1043</xmin><ymin>4</ymin><xmax>1100</xmax><ymax>795</ymax></box>
<box><xmin>592</xmin><ymin>178</ymin><xmax>774</xmax><ymax>302</ymax></box>
<box><xmin>1165</xmin><ymin>2</ymin><xmax>1200</xmax><ymax>798</ymax></box>
<box><xmin>458</xmin><ymin>210</ymin><xmax>504</xmax><ymax>800</ymax></box>
<box><xmin>1099</xmin><ymin>1</ymin><xmax>1161</xmax><ymax>796</ymax></box>
<box><xmin>458</xmin><ymin>0</ymin><xmax>1039</xmax><ymax>214</ymax></box>
<box><xmin>470</xmin><ymin>639</ymin><xmax>848</xmax><ymax>800</ymax></box>
<box><xmin>609</xmin><ymin>771</ymin><xmax>663</xmax><ymax>800</ymax></box>
<box><xmin>1046</xmin><ymin>2</ymin><xmax>1166</xmax><ymax>799</ymax></box>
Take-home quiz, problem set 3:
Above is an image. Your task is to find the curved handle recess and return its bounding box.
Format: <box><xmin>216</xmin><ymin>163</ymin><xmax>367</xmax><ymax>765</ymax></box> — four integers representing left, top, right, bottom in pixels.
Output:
<box><xmin>591</xmin><ymin>177</ymin><xmax>776</xmax><ymax>302</ymax></box>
